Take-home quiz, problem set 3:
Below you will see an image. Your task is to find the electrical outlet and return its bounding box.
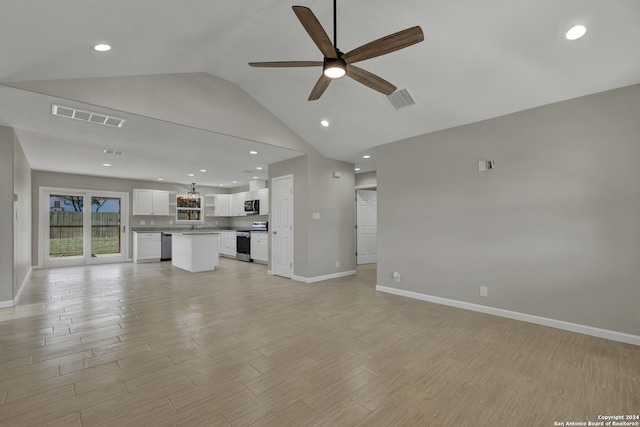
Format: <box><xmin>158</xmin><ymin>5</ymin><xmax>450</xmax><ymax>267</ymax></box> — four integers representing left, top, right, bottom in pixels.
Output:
<box><xmin>140</xmin><ymin>220</ymin><xmax>146</xmax><ymax>225</ymax></box>
<box><xmin>336</xmin><ymin>261</ymin><xmax>340</xmax><ymax>268</ymax></box>
<box><xmin>150</xmin><ymin>220</ymin><xmax>154</xmax><ymax>225</ymax></box>
<box><xmin>480</xmin><ymin>286</ymin><xmax>488</xmax><ymax>297</ymax></box>
<box><xmin>393</xmin><ymin>272</ymin><xmax>400</xmax><ymax>282</ymax></box>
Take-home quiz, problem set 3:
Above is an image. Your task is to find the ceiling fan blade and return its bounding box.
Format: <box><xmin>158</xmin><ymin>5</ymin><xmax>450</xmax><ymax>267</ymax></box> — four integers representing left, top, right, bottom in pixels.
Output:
<box><xmin>347</xmin><ymin>65</ymin><xmax>396</xmax><ymax>95</ymax></box>
<box><xmin>342</xmin><ymin>26</ymin><xmax>424</xmax><ymax>64</ymax></box>
<box><xmin>308</xmin><ymin>74</ymin><xmax>332</xmax><ymax>101</ymax></box>
<box><xmin>292</xmin><ymin>6</ymin><xmax>337</xmax><ymax>59</ymax></box>
<box><xmin>249</xmin><ymin>61</ymin><xmax>323</xmax><ymax>67</ymax></box>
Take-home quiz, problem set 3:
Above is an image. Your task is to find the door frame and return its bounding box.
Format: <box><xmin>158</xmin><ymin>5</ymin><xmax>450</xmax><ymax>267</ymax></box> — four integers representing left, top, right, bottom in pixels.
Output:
<box><xmin>39</xmin><ymin>186</ymin><xmax>130</xmax><ymax>268</ymax></box>
<box><xmin>356</xmin><ymin>188</ymin><xmax>378</xmax><ymax>265</ymax></box>
<box><xmin>270</xmin><ymin>174</ymin><xmax>294</xmax><ymax>278</ymax></box>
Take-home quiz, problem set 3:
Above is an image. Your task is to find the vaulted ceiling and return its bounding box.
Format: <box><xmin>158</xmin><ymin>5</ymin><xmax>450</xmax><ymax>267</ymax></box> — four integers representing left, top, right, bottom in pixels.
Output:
<box><xmin>1</xmin><ymin>0</ymin><xmax>639</xmax><ymax>186</ymax></box>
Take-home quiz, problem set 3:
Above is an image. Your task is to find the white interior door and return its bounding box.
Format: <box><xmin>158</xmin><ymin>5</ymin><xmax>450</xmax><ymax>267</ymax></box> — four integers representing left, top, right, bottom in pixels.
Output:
<box><xmin>271</xmin><ymin>175</ymin><xmax>293</xmax><ymax>278</ymax></box>
<box><xmin>41</xmin><ymin>187</ymin><xmax>129</xmax><ymax>267</ymax></box>
<box><xmin>356</xmin><ymin>189</ymin><xmax>377</xmax><ymax>264</ymax></box>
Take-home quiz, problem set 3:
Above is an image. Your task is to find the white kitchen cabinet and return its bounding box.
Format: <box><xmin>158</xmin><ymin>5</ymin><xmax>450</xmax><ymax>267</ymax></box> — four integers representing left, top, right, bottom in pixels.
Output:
<box><xmin>214</xmin><ymin>194</ymin><xmax>230</xmax><ymax>217</ymax></box>
<box><xmin>230</xmin><ymin>192</ymin><xmax>248</xmax><ymax>216</ymax></box>
<box><xmin>133</xmin><ymin>232</ymin><xmax>161</xmax><ymax>262</ymax></box>
<box><xmin>133</xmin><ymin>189</ymin><xmax>170</xmax><ymax>215</ymax></box>
<box><xmin>172</xmin><ymin>232</ymin><xmax>219</xmax><ymax>272</ymax></box>
<box><xmin>257</xmin><ymin>188</ymin><xmax>269</xmax><ymax>215</ymax></box>
<box><xmin>250</xmin><ymin>232</ymin><xmax>268</xmax><ymax>263</ymax></box>
<box><xmin>220</xmin><ymin>231</ymin><xmax>237</xmax><ymax>257</ymax></box>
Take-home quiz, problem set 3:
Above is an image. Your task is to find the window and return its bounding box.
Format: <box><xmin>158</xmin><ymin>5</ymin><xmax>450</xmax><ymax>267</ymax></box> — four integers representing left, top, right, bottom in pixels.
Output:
<box><xmin>176</xmin><ymin>195</ymin><xmax>204</xmax><ymax>223</ymax></box>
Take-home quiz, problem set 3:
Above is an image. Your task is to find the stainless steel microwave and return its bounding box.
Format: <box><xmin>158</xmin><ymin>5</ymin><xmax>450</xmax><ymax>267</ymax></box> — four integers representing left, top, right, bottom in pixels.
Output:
<box><xmin>244</xmin><ymin>199</ymin><xmax>259</xmax><ymax>215</ymax></box>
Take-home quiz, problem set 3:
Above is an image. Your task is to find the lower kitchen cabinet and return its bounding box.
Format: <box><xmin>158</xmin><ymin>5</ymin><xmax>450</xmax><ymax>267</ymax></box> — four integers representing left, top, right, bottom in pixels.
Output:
<box><xmin>133</xmin><ymin>232</ymin><xmax>161</xmax><ymax>262</ymax></box>
<box><xmin>250</xmin><ymin>232</ymin><xmax>268</xmax><ymax>263</ymax></box>
<box><xmin>220</xmin><ymin>231</ymin><xmax>237</xmax><ymax>257</ymax></box>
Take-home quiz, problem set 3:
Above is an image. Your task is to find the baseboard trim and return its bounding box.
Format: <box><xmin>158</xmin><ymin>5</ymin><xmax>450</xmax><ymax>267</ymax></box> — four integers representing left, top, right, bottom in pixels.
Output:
<box><xmin>0</xmin><ymin>267</ymin><xmax>33</xmax><ymax>308</ymax></box>
<box><xmin>376</xmin><ymin>285</ymin><xmax>640</xmax><ymax>346</ymax></box>
<box><xmin>293</xmin><ymin>270</ymin><xmax>357</xmax><ymax>284</ymax></box>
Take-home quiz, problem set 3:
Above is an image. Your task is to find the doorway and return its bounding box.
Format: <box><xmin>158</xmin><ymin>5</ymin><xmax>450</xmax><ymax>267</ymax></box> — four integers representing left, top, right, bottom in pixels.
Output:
<box><xmin>40</xmin><ymin>187</ymin><xmax>129</xmax><ymax>267</ymax></box>
<box><xmin>356</xmin><ymin>189</ymin><xmax>377</xmax><ymax>264</ymax></box>
<box><xmin>270</xmin><ymin>175</ymin><xmax>293</xmax><ymax>278</ymax></box>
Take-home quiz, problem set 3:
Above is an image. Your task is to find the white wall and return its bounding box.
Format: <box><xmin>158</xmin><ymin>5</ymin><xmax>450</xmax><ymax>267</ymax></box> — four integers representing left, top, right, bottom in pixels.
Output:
<box><xmin>0</xmin><ymin>126</ymin><xmax>15</xmax><ymax>304</ymax></box>
<box><xmin>13</xmin><ymin>133</ymin><xmax>31</xmax><ymax>300</ymax></box>
<box><xmin>377</xmin><ymin>84</ymin><xmax>640</xmax><ymax>338</ymax></box>
<box><xmin>307</xmin><ymin>153</ymin><xmax>356</xmax><ymax>278</ymax></box>
<box><xmin>270</xmin><ymin>152</ymin><xmax>356</xmax><ymax>281</ymax></box>
<box><xmin>0</xmin><ymin>125</ymin><xmax>32</xmax><ymax>307</ymax></box>
<box><xmin>355</xmin><ymin>171</ymin><xmax>377</xmax><ymax>188</ymax></box>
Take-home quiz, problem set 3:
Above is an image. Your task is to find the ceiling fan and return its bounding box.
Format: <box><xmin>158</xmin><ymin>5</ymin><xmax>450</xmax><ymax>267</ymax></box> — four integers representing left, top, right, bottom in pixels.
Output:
<box><xmin>249</xmin><ymin>1</ymin><xmax>424</xmax><ymax>101</ymax></box>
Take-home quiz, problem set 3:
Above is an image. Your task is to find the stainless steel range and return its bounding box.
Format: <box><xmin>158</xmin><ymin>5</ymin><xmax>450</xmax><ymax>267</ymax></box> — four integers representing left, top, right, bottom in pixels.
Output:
<box><xmin>236</xmin><ymin>221</ymin><xmax>268</xmax><ymax>262</ymax></box>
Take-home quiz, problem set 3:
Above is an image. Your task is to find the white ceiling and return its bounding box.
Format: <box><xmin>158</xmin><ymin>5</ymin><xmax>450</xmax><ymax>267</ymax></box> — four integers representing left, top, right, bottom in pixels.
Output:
<box><xmin>1</xmin><ymin>0</ymin><xmax>639</xmax><ymax>186</ymax></box>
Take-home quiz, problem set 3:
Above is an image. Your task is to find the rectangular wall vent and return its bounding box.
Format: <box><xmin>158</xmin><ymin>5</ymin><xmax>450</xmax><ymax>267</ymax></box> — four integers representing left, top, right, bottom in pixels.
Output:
<box><xmin>386</xmin><ymin>88</ymin><xmax>417</xmax><ymax>111</ymax></box>
<box><xmin>52</xmin><ymin>104</ymin><xmax>126</xmax><ymax>128</ymax></box>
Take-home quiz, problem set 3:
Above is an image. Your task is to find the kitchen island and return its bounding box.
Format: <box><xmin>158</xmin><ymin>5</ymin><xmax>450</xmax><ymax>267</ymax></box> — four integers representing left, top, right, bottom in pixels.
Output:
<box><xmin>171</xmin><ymin>232</ymin><xmax>220</xmax><ymax>272</ymax></box>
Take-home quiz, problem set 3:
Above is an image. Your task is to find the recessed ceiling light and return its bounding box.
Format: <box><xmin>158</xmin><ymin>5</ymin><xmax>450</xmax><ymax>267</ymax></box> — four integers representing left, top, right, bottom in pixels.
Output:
<box><xmin>92</xmin><ymin>43</ymin><xmax>112</xmax><ymax>52</ymax></box>
<box><xmin>232</xmin><ymin>181</ymin><xmax>238</xmax><ymax>184</ymax></box>
<box><xmin>354</xmin><ymin>167</ymin><xmax>361</xmax><ymax>171</ymax></box>
<box><xmin>200</xmin><ymin>169</ymin><xmax>207</xmax><ymax>172</ymax></box>
<box><xmin>320</xmin><ymin>120</ymin><xmax>329</xmax><ymax>127</ymax></box>
<box><xmin>157</xmin><ymin>178</ymin><xmax>164</xmax><ymax>181</ymax></box>
<box><xmin>256</xmin><ymin>166</ymin><xmax>263</xmax><ymax>170</ymax></box>
<box><xmin>564</xmin><ymin>25</ymin><xmax>586</xmax><ymax>41</ymax></box>
<box><xmin>253</xmin><ymin>176</ymin><xmax>259</xmax><ymax>179</ymax></box>
<box><xmin>219</xmin><ymin>184</ymin><xmax>225</xmax><ymax>187</ymax></box>
<box><xmin>249</xmin><ymin>151</ymin><xmax>258</xmax><ymax>155</ymax></box>
<box><xmin>188</xmin><ymin>173</ymin><xmax>195</xmax><ymax>177</ymax></box>
<box><xmin>363</xmin><ymin>155</ymin><xmax>371</xmax><ymax>159</ymax></box>
<box><xmin>102</xmin><ymin>163</ymin><xmax>111</xmax><ymax>167</ymax></box>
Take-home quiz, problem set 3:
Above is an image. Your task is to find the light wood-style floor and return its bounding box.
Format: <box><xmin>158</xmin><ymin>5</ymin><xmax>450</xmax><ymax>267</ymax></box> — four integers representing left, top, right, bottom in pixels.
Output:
<box><xmin>0</xmin><ymin>259</ymin><xmax>638</xmax><ymax>426</ymax></box>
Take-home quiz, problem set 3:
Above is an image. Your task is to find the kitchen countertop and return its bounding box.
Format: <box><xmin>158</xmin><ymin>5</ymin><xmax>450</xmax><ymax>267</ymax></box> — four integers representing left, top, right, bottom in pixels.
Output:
<box><xmin>131</xmin><ymin>227</ymin><xmax>244</xmax><ymax>233</ymax></box>
<box><xmin>172</xmin><ymin>231</ymin><xmax>221</xmax><ymax>235</ymax></box>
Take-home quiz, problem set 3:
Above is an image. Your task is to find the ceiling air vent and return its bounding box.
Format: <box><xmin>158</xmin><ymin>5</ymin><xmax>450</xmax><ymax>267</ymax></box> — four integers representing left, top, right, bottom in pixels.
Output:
<box><xmin>103</xmin><ymin>149</ymin><xmax>125</xmax><ymax>156</ymax></box>
<box><xmin>386</xmin><ymin>88</ymin><xmax>416</xmax><ymax>111</ymax></box>
<box><xmin>52</xmin><ymin>104</ymin><xmax>126</xmax><ymax>128</ymax></box>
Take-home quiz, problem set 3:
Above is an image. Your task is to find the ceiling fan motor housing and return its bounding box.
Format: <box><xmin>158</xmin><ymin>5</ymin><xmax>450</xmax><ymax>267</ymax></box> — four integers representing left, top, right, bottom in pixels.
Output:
<box><xmin>323</xmin><ymin>56</ymin><xmax>347</xmax><ymax>79</ymax></box>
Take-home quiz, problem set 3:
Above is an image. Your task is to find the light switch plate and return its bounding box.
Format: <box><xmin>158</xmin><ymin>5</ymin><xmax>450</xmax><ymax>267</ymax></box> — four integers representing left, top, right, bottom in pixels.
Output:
<box><xmin>313</xmin><ymin>212</ymin><xmax>320</xmax><ymax>220</ymax></box>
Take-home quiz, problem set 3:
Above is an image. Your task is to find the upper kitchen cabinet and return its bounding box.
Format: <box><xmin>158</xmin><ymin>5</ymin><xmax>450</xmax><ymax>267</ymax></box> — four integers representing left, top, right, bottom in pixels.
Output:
<box><xmin>230</xmin><ymin>192</ymin><xmax>248</xmax><ymax>217</ymax></box>
<box><xmin>205</xmin><ymin>194</ymin><xmax>230</xmax><ymax>217</ymax></box>
<box><xmin>132</xmin><ymin>189</ymin><xmax>170</xmax><ymax>215</ymax></box>
<box><xmin>257</xmin><ymin>188</ymin><xmax>269</xmax><ymax>215</ymax></box>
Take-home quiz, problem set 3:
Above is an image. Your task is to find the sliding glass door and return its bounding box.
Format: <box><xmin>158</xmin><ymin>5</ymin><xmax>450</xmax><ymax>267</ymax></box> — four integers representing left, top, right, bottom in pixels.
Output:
<box><xmin>42</xmin><ymin>188</ymin><xmax>129</xmax><ymax>267</ymax></box>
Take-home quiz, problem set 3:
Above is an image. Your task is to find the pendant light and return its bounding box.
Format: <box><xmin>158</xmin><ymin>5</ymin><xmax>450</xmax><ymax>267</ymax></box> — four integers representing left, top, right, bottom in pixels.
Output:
<box><xmin>188</xmin><ymin>183</ymin><xmax>200</xmax><ymax>199</ymax></box>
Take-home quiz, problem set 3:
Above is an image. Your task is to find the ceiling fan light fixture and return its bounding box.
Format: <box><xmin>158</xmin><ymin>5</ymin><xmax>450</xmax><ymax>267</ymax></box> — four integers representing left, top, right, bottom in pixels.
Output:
<box><xmin>323</xmin><ymin>57</ymin><xmax>347</xmax><ymax>79</ymax></box>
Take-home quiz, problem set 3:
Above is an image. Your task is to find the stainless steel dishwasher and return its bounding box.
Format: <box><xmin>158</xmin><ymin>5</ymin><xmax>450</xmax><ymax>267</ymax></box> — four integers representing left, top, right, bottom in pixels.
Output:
<box><xmin>161</xmin><ymin>232</ymin><xmax>172</xmax><ymax>261</ymax></box>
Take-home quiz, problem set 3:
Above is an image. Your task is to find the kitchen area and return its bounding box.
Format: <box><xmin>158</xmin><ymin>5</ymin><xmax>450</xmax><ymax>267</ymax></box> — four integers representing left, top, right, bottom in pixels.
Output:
<box><xmin>131</xmin><ymin>180</ymin><xmax>270</xmax><ymax>273</ymax></box>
